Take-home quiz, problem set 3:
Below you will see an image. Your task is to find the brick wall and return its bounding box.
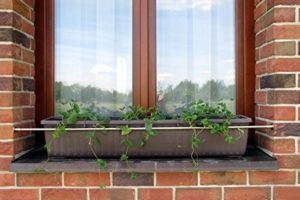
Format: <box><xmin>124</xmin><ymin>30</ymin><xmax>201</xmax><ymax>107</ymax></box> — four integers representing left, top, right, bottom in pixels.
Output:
<box><xmin>254</xmin><ymin>0</ymin><xmax>300</xmax><ymax>168</ymax></box>
<box><xmin>0</xmin><ymin>0</ymin><xmax>35</xmax><ymax>183</ymax></box>
<box><xmin>0</xmin><ymin>0</ymin><xmax>299</xmax><ymax>200</ymax></box>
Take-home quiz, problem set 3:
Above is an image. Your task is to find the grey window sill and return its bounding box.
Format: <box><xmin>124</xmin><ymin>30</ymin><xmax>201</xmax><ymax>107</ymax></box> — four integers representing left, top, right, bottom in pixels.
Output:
<box><xmin>11</xmin><ymin>146</ymin><xmax>278</xmax><ymax>172</ymax></box>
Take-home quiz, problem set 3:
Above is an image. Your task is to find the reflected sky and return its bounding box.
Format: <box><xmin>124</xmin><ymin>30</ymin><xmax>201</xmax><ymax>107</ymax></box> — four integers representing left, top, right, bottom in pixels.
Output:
<box><xmin>55</xmin><ymin>0</ymin><xmax>235</xmax><ymax>94</ymax></box>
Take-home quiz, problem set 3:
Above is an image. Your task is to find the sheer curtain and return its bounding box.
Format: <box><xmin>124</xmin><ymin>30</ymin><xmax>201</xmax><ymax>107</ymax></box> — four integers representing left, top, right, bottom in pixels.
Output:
<box><xmin>55</xmin><ymin>0</ymin><xmax>132</xmax><ymax>116</ymax></box>
<box><xmin>156</xmin><ymin>0</ymin><xmax>236</xmax><ymax>114</ymax></box>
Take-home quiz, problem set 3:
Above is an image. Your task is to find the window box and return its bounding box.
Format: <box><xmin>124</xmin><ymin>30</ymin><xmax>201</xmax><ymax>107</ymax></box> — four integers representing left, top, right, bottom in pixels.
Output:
<box><xmin>41</xmin><ymin>116</ymin><xmax>251</xmax><ymax>158</ymax></box>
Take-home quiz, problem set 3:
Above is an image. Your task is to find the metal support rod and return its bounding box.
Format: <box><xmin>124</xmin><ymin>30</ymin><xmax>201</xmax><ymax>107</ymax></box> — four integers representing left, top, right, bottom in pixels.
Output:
<box><xmin>14</xmin><ymin>125</ymin><xmax>274</xmax><ymax>132</ymax></box>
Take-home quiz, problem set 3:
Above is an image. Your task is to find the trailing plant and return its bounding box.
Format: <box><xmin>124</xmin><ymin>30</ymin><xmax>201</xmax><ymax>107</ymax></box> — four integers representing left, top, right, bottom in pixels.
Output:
<box><xmin>181</xmin><ymin>100</ymin><xmax>244</xmax><ymax>166</ymax></box>
<box><xmin>119</xmin><ymin>106</ymin><xmax>166</xmax><ymax>178</ymax></box>
<box><xmin>42</xmin><ymin>99</ymin><xmax>244</xmax><ymax>177</ymax></box>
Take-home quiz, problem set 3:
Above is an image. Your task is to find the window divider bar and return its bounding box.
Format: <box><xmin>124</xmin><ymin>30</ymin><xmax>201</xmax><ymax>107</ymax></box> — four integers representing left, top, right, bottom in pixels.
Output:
<box><xmin>140</xmin><ymin>0</ymin><xmax>150</xmax><ymax>107</ymax></box>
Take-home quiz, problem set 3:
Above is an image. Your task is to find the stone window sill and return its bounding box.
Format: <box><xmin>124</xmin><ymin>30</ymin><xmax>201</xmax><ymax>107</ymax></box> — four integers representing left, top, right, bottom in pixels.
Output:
<box><xmin>11</xmin><ymin>146</ymin><xmax>278</xmax><ymax>172</ymax></box>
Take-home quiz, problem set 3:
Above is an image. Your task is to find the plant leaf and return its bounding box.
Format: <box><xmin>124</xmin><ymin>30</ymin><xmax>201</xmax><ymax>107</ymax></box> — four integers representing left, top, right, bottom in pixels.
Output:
<box><xmin>120</xmin><ymin>154</ymin><xmax>128</xmax><ymax>161</ymax></box>
<box><xmin>67</xmin><ymin>110</ymin><xmax>78</xmax><ymax>124</ymax></box>
<box><xmin>96</xmin><ymin>159</ymin><xmax>107</xmax><ymax>169</ymax></box>
<box><xmin>121</xmin><ymin>125</ymin><xmax>132</xmax><ymax>136</ymax></box>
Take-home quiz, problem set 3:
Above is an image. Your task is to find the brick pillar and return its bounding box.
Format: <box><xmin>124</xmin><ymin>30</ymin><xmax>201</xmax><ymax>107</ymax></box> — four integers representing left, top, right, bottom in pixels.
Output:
<box><xmin>0</xmin><ymin>0</ymin><xmax>35</xmax><ymax>173</ymax></box>
<box><xmin>255</xmin><ymin>0</ymin><xmax>300</xmax><ymax>168</ymax></box>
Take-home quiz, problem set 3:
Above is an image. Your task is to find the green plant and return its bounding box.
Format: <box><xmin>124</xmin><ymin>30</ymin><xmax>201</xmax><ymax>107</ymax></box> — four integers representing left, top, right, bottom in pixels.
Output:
<box><xmin>181</xmin><ymin>100</ymin><xmax>244</xmax><ymax>166</ymax></box>
<box><xmin>119</xmin><ymin>106</ymin><xmax>165</xmax><ymax>178</ymax></box>
<box><xmin>43</xmin><ymin>99</ymin><xmax>244</xmax><ymax>177</ymax></box>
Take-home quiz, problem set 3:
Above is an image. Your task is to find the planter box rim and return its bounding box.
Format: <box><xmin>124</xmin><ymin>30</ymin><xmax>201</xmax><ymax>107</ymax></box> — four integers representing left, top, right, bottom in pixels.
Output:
<box><xmin>41</xmin><ymin>115</ymin><xmax>252</xmax><ymax>126</ymax></box>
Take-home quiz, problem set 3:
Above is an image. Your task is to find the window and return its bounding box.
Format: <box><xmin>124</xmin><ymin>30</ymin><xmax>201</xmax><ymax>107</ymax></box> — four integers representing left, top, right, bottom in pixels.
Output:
<box><xmin>35</xmin><ymin>0</ymin><xmax>254</xmax><ymax>123</ymax></box>
<box><xmin>55</xmin><ymin>0</ymin><xmax>133</xmax><ymax>116</ymax></box>
<box><xmin>156</xmin><ymin>0</ymin><xmax>236</xmax><ymax>114</ymax></box>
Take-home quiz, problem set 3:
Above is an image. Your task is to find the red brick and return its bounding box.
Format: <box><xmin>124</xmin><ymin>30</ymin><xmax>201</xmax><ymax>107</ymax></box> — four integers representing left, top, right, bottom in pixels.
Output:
<box><xmin>17</xmin><ymin>173</ymin><xmax>62</xmax><ymax>186</ymax></box>
<box><xmin>30</xmin><ymin>93</ymin><xmax>35</xmax><ymax>105</ymax></box>
<box><xmin>139</xmin><ymin>189</ymin><xmax>172</xmax><ymax>200</ymax></box>
<box><xmin>0</xmin><ymin>77</ymin><xmax>22</xmax><ymax>91</ymax></box>
<box><xmin>259</xmin><ymin>106</ymin><xmax>296</xmax><ymax>121</ymax></box>
<box><xmin>249</xmin><ymin>171</ymin><xmax>295</xmax><ymax>184</ymax></box>
<box><xmin>277</xmin><ymin>155</ymin><xmax>300</xmax><ymax>168</ymax></box>
<box><xmin>272</xmin><ymin>139</ymin><xmax>295</xmax><ymax>153</ymax></box>
<box><xmin>90</xmin><ymin>189</ymin><xmax>135</xmax><ymax>200</ymax></box>
<box><xmin>259</xmin><ymin>42</ymin><xmax>296</xmax><ymax>59</ymax></box>
<box><xmin>0</xmin><ymin>173</ymin><xmax>15</xmax><ymax>186</ymax></box>
<box><xmin>269</xmin><ymin>25</ymin><xmax>300</xmax><ymax>40</ymax></box>
<box><xmin>14</xmin><ymin>136</ymin><xmax>35</xmax><ymax>154</ymax></box>
<box><xmin>256</xmin><ymin>49</ymin><xmax>260</xmax><ymax>61</ymax></box>
<box><xmin>0</xmin><ymin>61</ymin><xmax>13</xmax><ymax>75</ymax></box>
<box><xmin>0</xmin><ymin>189</ymin><xmax>38</xmax><ymax>200</ymax></box>
<box><xmin>156</xmin><ymin>172</ymin><xmax>197</xmax><ymax>186</ymax></box>
<box><xmin>0</xmin><ymin>125</ymin><xmax>14</xmax><ymax>139</ymax></box>
<box><xmin>274</xmin><ymin>187</ymin><xmax>300</xmax><ymax>200</ymax></box>
<box><xmin>270</xmin><ymin>0</ymin><xmax>300</xmax><ymax>6</ymax></box>
<box><xmin>298</xmin><ymin>139</ymin><xmax>300</xmax><ymax>153</ymax></box>
<box><xmin>0</xmin><ymin>157</ymin><xmax>12</xmax><ymax>171</ymax></box>
<box><xmin>0</xmin><ymin>141</ymin><xmax>13</xmax><ymax>155</ymax></box>
<box><xmin>64</xmin><ymin>172</ymin><xmax>110</xmax><ymax>186</ymax></box>
<box><xmin>176</xmin><ymin>188</ymin><xmax>221</xmax><ymax>200</ymax></box>
<box><xmin>256</xmin><ymin>8</ymin><xmax>295</xmax><ymax>33</ymax></box>
<box><xmin>113</xmin><ymin>173</ymin><xmax>153</xmax><ymax>186</ymax></box>
<box><xmin>13</xmin><ymin>0</ymin><xmax>32</xmax><ymax>20</ymax></box>
<box><xmin>0</xmin><ymin>61</ymin><xmax>32</xmax><ymax>76</ymax></box>
<box><xmin>255</xmin><ymin>0</ymin><xmax>263</xmax><ymax>6</ymax></box>
<box><xmin>22</xmin><ymin>107</ymin><xmax>35</xmax><ymax>120</ymax></box>
<box><xmin>30</xmin><ymin>38</ymin><xmax>35</xmax><ymax>51</ymax></box>
<box><xmin>256</xmin><ymin>77</ymin><xmax>260</xmax><ymax>89</ymax></box>
<box><xmin>256</xmin><ymin>58</ymin><xmax>300</xmax><ymax>75</ymax></box>
<box><xmin>42</xmin><ymin>189</ymin><xmax>86</xmax><ymax>200</ymax></box>
<box><xmin>255</xmin><ymin>0</ymin><xmax>267</xmax><ymax>20</ymax></box>
<box><xmin>259</xmin><ymin>42</ymin><xmax>274</xmax><ymax>59</ymax></box>
<box><xmin>0</xmin><ymin>93</ymin><xmax>15</xmax><ymax>107</ymax></box>
<box><xmin>267</xmin><ymin>90</ymin><xmax>300</xmax><ymax>104</ymax></box>
<box><xmin>21</xmin><ymin>19</ymin><xmax>34</xmax><ymax>36</ymax></box>
<box><xmin>21</xmin><ymin>48</ymin><xmax>35</xmax><ymax>64</ymax></box>
<box><xmin>22</xmin><ymin>0</ymin><xmax>35</xmax><ymax>9</ymax></box>
<box><xmin>255</xmin><ymin>60</ymin><xmax>267</xmax><ymax>75</ymax></box>
<box><xmin>0</xmin><ymin>44</ymin><xmax>21</xmax><ymax>59</ymax></box>
<box><xmin>256</xmin><ymin>29</ymin><xmax>267</xmax><ymax>47</ymax></box>
<box><xmin>0</xmin><ymin>1</ymin><xmax>13</xmax><ymax>9</ymax></box>
<box><xmin>255</xmin><ymin>91</ymin><xmax>267</xmax><ymax>104</ymax></box>
<box><xmin>200</xmin><ymin>172</ymin><xmax>246</xmax><ymax>185</ymax></box>
<box><xmin>258</xmin><ymin>136</ymin><xmax>295</xmax><ymax>153</ymax></box>
<box><xmin>224</xmin><ymin>187</ymin><xmax>270</xmax><ymax>200</ymax></box>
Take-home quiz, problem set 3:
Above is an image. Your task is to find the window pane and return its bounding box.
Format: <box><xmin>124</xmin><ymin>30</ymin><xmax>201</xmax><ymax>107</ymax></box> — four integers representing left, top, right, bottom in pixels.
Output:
<box><xmin>55</xmin><ymin>0</ymin><xmax>132</xmax><ymax>116</ymax></box>
<box><xmin>157</xmin><ymin>0</ymin><xmax>236</xmax><ymax>114</ymax></box>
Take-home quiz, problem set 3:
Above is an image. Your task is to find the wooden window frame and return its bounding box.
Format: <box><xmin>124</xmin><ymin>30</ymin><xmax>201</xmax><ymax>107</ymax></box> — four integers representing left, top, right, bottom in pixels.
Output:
<box><xmin>35</xmin><ymin>0</ymin><xmax>255</xmax><ymax>125</ymax></box>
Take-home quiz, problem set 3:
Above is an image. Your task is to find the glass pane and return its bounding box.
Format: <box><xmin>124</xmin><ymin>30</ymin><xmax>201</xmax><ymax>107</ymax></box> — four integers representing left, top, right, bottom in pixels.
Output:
<box><xmin>55</xmin><ymin>0</ymin><xmax>132</xmax><ymax>116</ymax></box>
<box><xmin>157</xmin><ymin>0</ymin><xmax>236</xmax><ymax>115</ymax></box>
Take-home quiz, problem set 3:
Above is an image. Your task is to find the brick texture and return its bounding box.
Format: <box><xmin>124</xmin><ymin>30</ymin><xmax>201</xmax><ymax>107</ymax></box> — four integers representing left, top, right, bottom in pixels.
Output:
<box><xmin>42</xmin><ymin>189</ymin><xmax>86</xmax><ymax>200</ymax></box>
<box><xmin>249</xmin><ymin>171</ymin><xmax>295</xmax><ymax>185</ymax></box>
<box><xmin>138</xmin><ymin>189</ymin><xmax>172</xmax><ymax>200</ymax></box>
<box><xmin>17</xmin><ymin>173</ymin><xmax>62</xmax><ymax>187</ymax></box>
<box><xmin>0</xmin><ymin>0</ymin><xmax>35</xmax><ymax>168</ymax></box>
<box><xmin>176</xmin><ymin>188</ymin><xmax>221</xmax><ymax>200</ymax></box>
<box><xmin>64</xmin><ymin>172</ymin><xmax>110</xmax><ymax>186</ymax></box>
<box><xmin>200</xmin><ymin>172</ymin><xmax>246</xmax><ymax>185</ymax></box>
<box><xmin>0</xmin><ymin>1</ymin><xmax>299</xmax><ymax>200</ymax></box>
<box><xmin>224</xmin><ymin>187</ymin><xmax>270</xmax><ymax>200</ymax></box>
<box><xmin>156</xmin><ymin>172</ymin><xmax>197</xmax><ymax>186</ymax></box>
<box><xmin>90</xmin><ymin>189</ymin><xmax>135</xmax><ymax>200</ymax></box>
<box><xmin>274</xmin><ymin>187</ymin><xmax>300</xmax><ymax>200</ymax></box>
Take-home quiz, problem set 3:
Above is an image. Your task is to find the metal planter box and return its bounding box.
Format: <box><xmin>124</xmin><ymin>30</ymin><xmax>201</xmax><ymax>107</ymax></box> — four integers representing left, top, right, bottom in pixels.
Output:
<box><xmin>41</xmin><ymin>116</ymin><xmax>252</xmax><ymax>158</ymax></box>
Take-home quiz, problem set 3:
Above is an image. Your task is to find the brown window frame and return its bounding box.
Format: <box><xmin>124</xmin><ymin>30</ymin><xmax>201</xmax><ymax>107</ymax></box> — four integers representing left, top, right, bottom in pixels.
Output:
<box><xmin>35</xmin><ymin>0</ymin><xmax>255</xmax><ymax>125</ymax></box>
